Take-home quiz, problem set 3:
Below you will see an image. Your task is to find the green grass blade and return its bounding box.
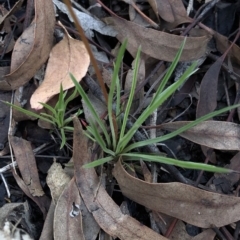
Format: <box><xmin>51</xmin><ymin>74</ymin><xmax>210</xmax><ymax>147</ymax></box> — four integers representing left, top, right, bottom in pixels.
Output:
<box><xmin>152</xmin><ymin>61</ymin><xmax>198</xmax><ymax>106</ymax></box>
<box><xmin>60</xmin><ymin>128</ymin><xmax>66</xmax><ymax>149</ymax></box>
<box><xmin>117</xmin><ymin>61</ymin><xmax>198</xmax><ymax>152</ymax></box>
<box><xmin>70</xmin><ymin>73</ymin><xmax>111</xmax><ymax>146</ymax></box>
<box><xmin>83</xmin><ymin>156</ymin><xmax>114</xmax><ymax>168</ymax></box>
<box><xmin>122</xmin><ymin>153</ymin><xmax>231</xmax><ymax>173</ymax></box>
<box><xmin>123</xmin><ymin>103</ymin><xmax>240</xmax><ymax>152</ymax></box>
<box><xmin>40</xmin><ymin>102</ymin><xmax>57</xmax><ymax>115</ymax></box>
<box><xmin>3</xmin><ymin>102</ymin><xmax>55</xmax><ymax>124</ymax></box>
<box><xmin>151</xmin><ymin>38</ymin><xmax>187</xmax><ymax>104</ymax></box>
<box><xmin>54</xmin><ymin>84</ymin><xmax>66</xmax><ymax>127</ymax></box>
<box><xmin>116</xmin><ymin>75</ymin><xmax>121</xmax><ymax>126</ymax></box>
<box><xmin>117</xmin><ymin>46</ymin><xmax>141</xmax><ymax>153</ymax></box>
<box><xmin>84</xmin><ymin>127</ymin><xmax>97</xmax><ymax>142</ymax></box>
<box><xmin>40</xmin><ymin>113</ymin><xmax>56</xmax><ymax>122</ymax></box>
<box><xmin>108</xmin><ymin>40</ymin><xmax>128</xmax><ymax>150</ymax></box>
<box><xmin>64</xmin><ymin>87</ymin><xmax>78</xmax><ymax>108</ymax></box>
<box><xmin>55</xmin><ymin>84</ymin><xmax>64</xmax><ymax>110</ymax></box>
<box><xmin>63</xmin><ymin>126</ymin><xmax>74</xmax><ymax>131</ymax></box>
<box><xmin>89</xmin><ymin>120</ymin><xmax>115</xmax><ymax>156</ymax></box>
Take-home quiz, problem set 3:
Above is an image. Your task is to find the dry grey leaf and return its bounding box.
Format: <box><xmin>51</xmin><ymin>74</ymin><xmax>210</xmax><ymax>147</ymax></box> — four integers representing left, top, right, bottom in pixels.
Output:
<box><xmin>30</xmin><ymin>26</ymin><xmax>90</xmax><ymax>110</ymax></box>
<box><xmin>113</xmin><ymin>160</ymin><xmax>240</xmax><ymax>228</ymax></box>
<box><xmin>112</xmin><ymin>17</ymin><xmax>210</xmax><ymax>62</ymax></box>
<box><xmin>4</xmin><ymin>0</ymin><xmax>55</xmax><ymax>90</ymax></box>
<box><xmin>9</xmin><ymin>136</ymin><xmax>44</xmax><ymax>196</ymax></box>
<box><xmin>54</xmin><ymin>178</ymin><xmax>85</xmax><ymax>240</ymax></box>
<box><xmin>160</xmin><ymin>121</ymin><xmax>240</xmax><ymax>151</ymax></box>
<box><xmin>46</xmin><ymin>161</ymin><xmax>71</xmax><ymax>205</ymax></box>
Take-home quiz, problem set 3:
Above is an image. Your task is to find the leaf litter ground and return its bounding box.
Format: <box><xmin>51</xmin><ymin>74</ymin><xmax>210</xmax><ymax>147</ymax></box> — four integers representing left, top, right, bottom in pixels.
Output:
<box><xmin>0</xmin><ymin>0</ymin><xmax>240</xmax><ymax>239</ymax></box>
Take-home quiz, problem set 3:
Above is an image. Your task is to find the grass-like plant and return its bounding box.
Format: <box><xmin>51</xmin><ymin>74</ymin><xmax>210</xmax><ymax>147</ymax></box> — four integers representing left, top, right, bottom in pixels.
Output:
<box><xmin>71</xmin><ymin>39</ymin><xmax>240</xmax><ymax>173</ymax></box>
<box><xmin>4</xmin><ymin>85</ymin><xmax>82</xmax><ymax>149</ymax></box>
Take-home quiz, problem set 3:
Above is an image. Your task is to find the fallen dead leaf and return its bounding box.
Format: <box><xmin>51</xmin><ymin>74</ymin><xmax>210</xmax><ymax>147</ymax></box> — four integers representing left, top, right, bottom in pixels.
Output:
<box><xmin>3</xmin><ymin>0</ymin><xmax>55</xmax><ymax>90</ymax></box>
<box><xmin>73</xmin><ymin>117</ymin><xmax>168</xmax><ymax>240</ymax></box>
<box><xmin>160</xmin><ymin>121</ymin><xmax>240</xmax><ymax>151</ymax></box>
<box><xmin>148</xmin><ymin>0</ymin><xmax>189</xmax><ymax>26</ymax></box>
<box><xmin>112</xmin><ymin>17</ymin><xmax>210</xmax><ymax>62</ymax></box>
<box><xmin>30</xmin><ymin>24</ymin><xmax>90</xmax><ymax>110</ymax></box>
<box><xmin>9</xmin><ymin>136</ymin><xmax>44</xmax><ymax>196</ymax></box>
<box><xmin>46</xmin><ymin>161</ymin><xmax>71</xmax><ymax>204</ymax></box>
<box><xmin>54</xmin><ymin>178</ymin><xmax>85</xmax><ymax>240</ymax></box>
<box><xmin>214</xmin><ymin>32</ymin><xmax>240</xmax><ymax>65</ymax></box>
<box><xmin>161</xmin><ymin>0</ymin><xmax>191</xmax><ymax>29</ymax></box>
<box><xmin>39</xmin><ymin>202</ymin><xmax>55</xmax><ymax>240</ymax></box>
<box><xmin>196</xmin><ymin>57</ymin><xmax>224</xmax><ymax>118</ymax></box>
<box><xmin>113</xmin><ymin>160</ymin><xmax>240</xmax><ymax>228</ymax></box>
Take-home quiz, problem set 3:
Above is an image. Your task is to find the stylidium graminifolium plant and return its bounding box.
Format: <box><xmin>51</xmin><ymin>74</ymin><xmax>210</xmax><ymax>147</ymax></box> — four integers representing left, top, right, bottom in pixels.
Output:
<box><xmin>70</xmin><ymin>38</ymin><xmax>240</xmax><ymax>173</ymax></box>
<box><xmin>4</xmin><ymin>84</ymin><xmax>82</xmax><ymax>149</ymax></box>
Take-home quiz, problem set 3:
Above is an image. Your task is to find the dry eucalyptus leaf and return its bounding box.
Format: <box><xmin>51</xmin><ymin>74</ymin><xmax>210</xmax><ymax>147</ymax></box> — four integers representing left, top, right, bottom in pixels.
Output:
<box><xmin>214</xmin><ymin>32</ymin><xmax>240</xmax><ymax>65</ymax></box>
<box><xmin>30</xmin><ymin>28</ymin><xmax>90</xmax><ymax>110</ymax></box>
<box><xmin>39</xmin><ymin>202</ymin><xmax>55</xmax><ymax>240</ymax></box>
<box><xmin>112</xmin><ymin>17</ymin><xmax>210</xmax><ymax>62</ymax></box>
<box><xmin>4</xmin><ymin>0</ymin><xmax>55</xmax><ymax>90</ymax></box>
<box><xmin>196</xmin><ymin>56</ymin><xmax>225</xmax><ymax>118</ymax></box>
<box><xmin>46</xmin><ymin>161</ymin><xmax>71</xmax><ymax>205</ymax></box>
<box><xmin>160</xmin><ymin>121</ymin><xmax>240</xmax><ymax>151</ymax></box>
<box><xmin>9</xmin><ymin>136</ymin><xmax>44</xmax><ymax>197</ymax></box>
<box><xmin>113</xmin><ymin>160</ymin><xmax>240</xmax><ymax>228</ymax></box>
<box><xmin>54</xmin><ymin>178</ymin><xmax>85</xmax><ymax>240</ymax></box>
<box><xmin>73</xmin><ymin>118</ymin><xmax>168</xmax><ymax>240</ymax></box>
<box><xmin>161</xmin><ymin>0</ymin><xmax>191</xmax><ymax>29</ymax></box>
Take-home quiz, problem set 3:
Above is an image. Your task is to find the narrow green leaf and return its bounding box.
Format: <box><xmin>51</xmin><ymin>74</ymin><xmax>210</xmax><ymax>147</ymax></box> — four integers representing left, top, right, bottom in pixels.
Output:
<box><xmin>122</xmin><ymin>153</ymin><xmax>231</xmax><ymax>173</ymax></box>
<box><xmin>116</xmin><ymin>75</ymin><xmax>121</xmax><ymax>127</ymax></box>
<box><xmin>63</xmin><ymin>126</ymin><xmax>74</xmax><ymax>131</ymax></box>
<box><xmin>3</xmin><ymin>102</ymin><xmax>54</xmax><ymax>124</ymax></box>
<box><xmin>84</xmin><ymin>128</ymin><xmax>97</xmax><ymax>142</ymax></box>
<box><xmin>83</xmin><ymin>156</ymin><xmax>114</xmax><ymax>168</ymax></box>
<box><xmin>40</xmin><ymin>113</ymin><xmax>56</xmax><ymax>122</ymax></box>
<box><xmin>89</xmin><ymin>120</ymin><xmax>115</xmax><ymax>156</ymax></box>
<box><xmin>123</xmin><ymin>103</ymin><xmax>240</xmax><ymax>152</ymax></box>
<box><xmin>151</xmin><ymin>38</ymin><xmax>187</xmax><ymax>103</ymax></box>
<box><xmin>64</xmin><ymin>87</ymin><xmax>78</xmax><ymax>108</ymax></box>
<box><xmin>40</xmin><ymin>102</ymin><xmax>57</xmax><ymax>115</ymax></box>
<box><xmin>70</xmin><ymin>73</ymin><xmax>111</xmax><ymax>146</ymax></box>
<box><xmin>108</xmin><ymin>40</ymin><xmax>128</xmax><ymax>149</ymax></box>
<box><xmin>118</xmin><ymin>61</ymin><xmax>198</xmax><ymax>152</ymax></box>
<box><xmin>117</xmin><ymin>46</ymin><xmax>141</xmax><ymax>153</ymax></box>
<box><xmin>60</xmin><ymin>128</ymin><xmax>66</xmax><ymax>149</ymax></box>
